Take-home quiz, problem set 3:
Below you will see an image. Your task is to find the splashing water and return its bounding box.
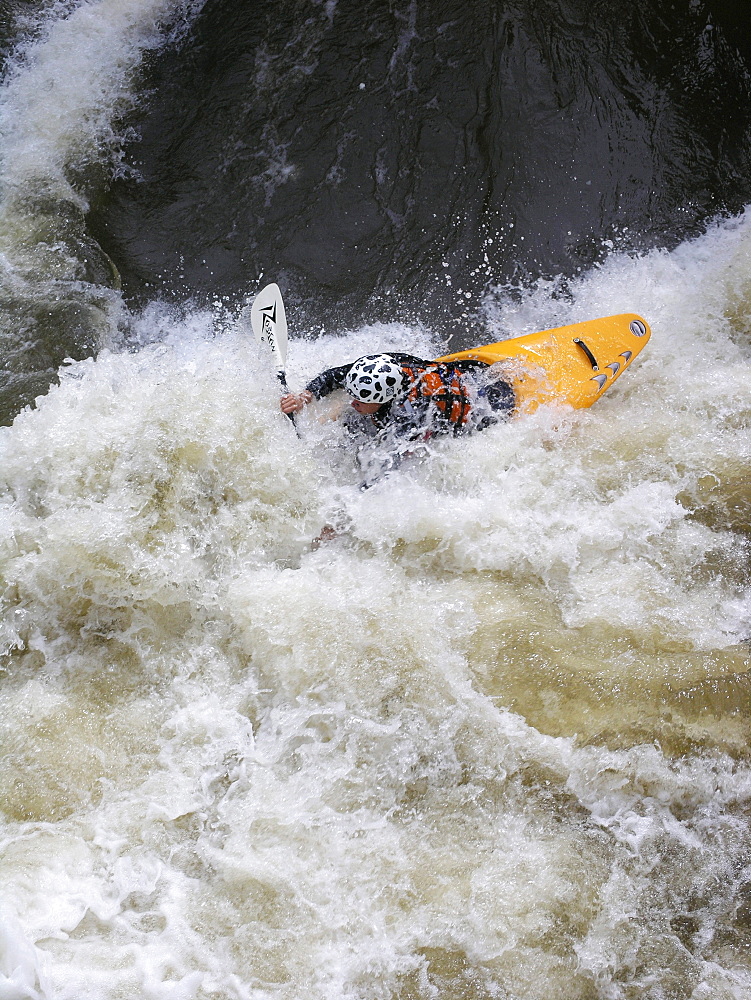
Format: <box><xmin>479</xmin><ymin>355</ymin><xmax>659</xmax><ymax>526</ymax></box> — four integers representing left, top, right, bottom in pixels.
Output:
<box><xmin>0</xmin><ymin>0</ymin><xmax>204</xmax><ymax>421</ymax></box>
<box><xmin>1</xmin><ymin>205</ymin><xmax>750</xmax><ymax>998</ymax></box>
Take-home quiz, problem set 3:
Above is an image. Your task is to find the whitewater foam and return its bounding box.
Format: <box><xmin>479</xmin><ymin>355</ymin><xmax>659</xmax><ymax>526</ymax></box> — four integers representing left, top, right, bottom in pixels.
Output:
<box><xmin>0</xmin><ymin>213</ymin><xmax>750</xmax><ymax>997</ymax></box>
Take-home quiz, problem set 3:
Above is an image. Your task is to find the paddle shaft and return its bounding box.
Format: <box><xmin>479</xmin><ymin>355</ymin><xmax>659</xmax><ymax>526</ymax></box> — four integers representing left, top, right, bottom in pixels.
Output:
<box><xmin>277</xmin><ymin>371</ymin><xmax>300</xmax><ymax>434</ymax></box>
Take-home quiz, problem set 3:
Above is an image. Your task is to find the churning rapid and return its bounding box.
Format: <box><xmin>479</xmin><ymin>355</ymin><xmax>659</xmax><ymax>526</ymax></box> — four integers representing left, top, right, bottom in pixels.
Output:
<box><xmin>1</xmin><ymin>2</ymin><xmax>751</xmax><ymax>999</ymax></box>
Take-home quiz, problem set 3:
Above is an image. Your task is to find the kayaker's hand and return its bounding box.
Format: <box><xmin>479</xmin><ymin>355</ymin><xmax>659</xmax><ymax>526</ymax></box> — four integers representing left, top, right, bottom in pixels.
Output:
<box><xmin>280</xmin><ymin>391</ymin><xmax>313</xmax><ymax>414</ymax></box>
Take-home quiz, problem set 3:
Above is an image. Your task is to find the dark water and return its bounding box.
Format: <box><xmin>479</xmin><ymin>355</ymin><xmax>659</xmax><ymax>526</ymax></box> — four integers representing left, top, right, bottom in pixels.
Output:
<box><xmin>2</xmin><ymin>0</ymin><xmax>751</xmax><ymax>420</ymax></box>
<box><xmin>89</xmin><ymin>0</ymin><xmax>751</xmax><ymax>334</ymax></box>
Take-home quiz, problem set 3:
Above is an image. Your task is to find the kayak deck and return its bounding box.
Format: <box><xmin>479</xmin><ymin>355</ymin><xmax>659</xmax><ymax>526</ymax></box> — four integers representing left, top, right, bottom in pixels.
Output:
<box><xmin>437</xmin><ymin>313</ymin><xmax>651</xmax><ymax>412</ymax></box>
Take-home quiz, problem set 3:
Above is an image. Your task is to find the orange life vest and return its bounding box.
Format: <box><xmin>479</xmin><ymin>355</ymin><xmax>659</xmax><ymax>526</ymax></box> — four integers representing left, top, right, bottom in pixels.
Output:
<box><xmin>401</xmin><ymin>364</ymin><xmax>473</xmax><ymax>431</ymax></box>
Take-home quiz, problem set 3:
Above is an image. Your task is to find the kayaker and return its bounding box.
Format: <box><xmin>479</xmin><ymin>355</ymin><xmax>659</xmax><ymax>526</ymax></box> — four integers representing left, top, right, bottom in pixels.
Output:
<box><xmin>279</xmin><ymin>352</ymin><xmax>515</xmax><ymax>441</ymax></box>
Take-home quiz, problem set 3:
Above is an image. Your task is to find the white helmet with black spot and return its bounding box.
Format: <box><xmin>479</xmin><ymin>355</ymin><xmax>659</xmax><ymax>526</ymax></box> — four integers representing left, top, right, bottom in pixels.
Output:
<box><xmin>345</xmin><ymin>355</ymin><xmax>404</xmax><ymax>404</ymax></box>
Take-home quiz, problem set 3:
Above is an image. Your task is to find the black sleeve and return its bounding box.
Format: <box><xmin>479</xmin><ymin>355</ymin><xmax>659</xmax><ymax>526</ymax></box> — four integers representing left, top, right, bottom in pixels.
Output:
<box><xmin>389</xmin><ymin>353</ymin><xmax>490</xmax><ymax>376</ymax></box>
<box><xmin>449</xmin><ymin>358</ymin><xmax>489</xmax><ymax>374</ymax></box>
<box><xmin>305</xmin><ymin>364</ymin><xmax>354</xmax><ymax>399</ymax></box>
<box><xmin>304</xmin><ymin>354</ymin><xmax>433</xmax><ymax>400</ymax></box>
<box><xmin>391</xmin><ymin>353</ymin><xmax>489</xmax><ymax>374</ymax></box>
<box><xmin>384</xmin><ymin>353</ymin><xmax>432</xmax><ymax>367</ymax></box>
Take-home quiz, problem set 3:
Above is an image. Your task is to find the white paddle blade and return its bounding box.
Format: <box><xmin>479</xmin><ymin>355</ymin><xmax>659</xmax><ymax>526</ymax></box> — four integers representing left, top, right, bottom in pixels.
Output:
<box><xmin>249</xmin><ymin>282</ymin><xmax>288</xmax><ymax>369</ymax></box>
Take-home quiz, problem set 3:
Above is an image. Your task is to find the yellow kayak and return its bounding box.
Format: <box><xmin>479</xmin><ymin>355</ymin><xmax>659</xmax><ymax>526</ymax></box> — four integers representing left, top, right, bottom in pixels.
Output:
<box><xmin>437</xmin><ymin>313</ymin><xmax>651</xmax><ymax>413</ymax></box>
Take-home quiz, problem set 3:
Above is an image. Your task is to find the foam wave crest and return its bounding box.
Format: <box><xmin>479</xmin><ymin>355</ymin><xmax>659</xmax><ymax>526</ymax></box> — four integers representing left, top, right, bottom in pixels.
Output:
<box><xmin>0</xmin><ymin>0</ymin><xmax>201</xmax><ymax>197</ymax></box>
<box><xmin>0</xmin><ymin>0</ymin><xmax>204</xmax><ymax>421</ymax></box>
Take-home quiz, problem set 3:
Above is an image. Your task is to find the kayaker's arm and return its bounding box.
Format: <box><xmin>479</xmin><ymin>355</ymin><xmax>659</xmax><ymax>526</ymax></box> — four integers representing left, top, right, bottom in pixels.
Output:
<box><xmin>305</xmin><ymin>363</ymin><xmax>354</xmax><ymax>399</ymax></box>
<box><xmin>279</xmin><ymin>362</ymin><xmax>355</xmax><ymax>414</ymax></box>
<box><xmin>279</xmin><ymin>354</ymin><xmax>438</xmax><ymax>416</ymax></box>
<box><xmin>303</xmin><ymin>355</ymin><xmax>429</xmax><ymax>401</ymax></box>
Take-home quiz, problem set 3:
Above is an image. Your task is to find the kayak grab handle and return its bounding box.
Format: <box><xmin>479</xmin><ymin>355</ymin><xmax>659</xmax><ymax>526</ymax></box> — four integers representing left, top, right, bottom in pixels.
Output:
<box><xmin>574</xmin><ymin>338</ymin><xmax>599</xmax><ymax>370</ymax></box>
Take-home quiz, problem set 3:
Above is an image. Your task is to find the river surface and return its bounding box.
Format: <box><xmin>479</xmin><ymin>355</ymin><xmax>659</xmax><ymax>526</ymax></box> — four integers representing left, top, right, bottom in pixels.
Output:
<box><xmin>1</xmin><ymin>2</ymin><xmax>750</xmax><ymax>999</ymax></box>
